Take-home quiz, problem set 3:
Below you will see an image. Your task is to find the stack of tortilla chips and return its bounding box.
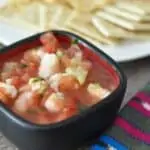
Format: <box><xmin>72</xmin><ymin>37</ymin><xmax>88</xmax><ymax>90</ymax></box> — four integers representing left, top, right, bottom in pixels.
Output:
<box><xmin>92</xmin><ymin>1</ymin><xmax>150</xmax><ymax>40</ymax></box>
<box><xmin>0</xmin><ymin>0</ymin><xmax>150</xmax><ymax>46</ymax></box>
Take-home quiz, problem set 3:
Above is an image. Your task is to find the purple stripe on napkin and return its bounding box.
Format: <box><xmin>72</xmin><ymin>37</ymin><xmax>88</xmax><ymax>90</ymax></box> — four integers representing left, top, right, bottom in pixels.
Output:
<box><xmin>114</xmin><ymin>117</ymin><xmax>150</xmax><ymax>144</ymax></box>
<box><xmin>128</xmin><ymin>100</ymin><xmax>150</xmax><ymax>117</ymax></box>
<box><xmin>136</xmin><ymin>92</ymin><xmax>150</xmax><ymax>102</ymax></box>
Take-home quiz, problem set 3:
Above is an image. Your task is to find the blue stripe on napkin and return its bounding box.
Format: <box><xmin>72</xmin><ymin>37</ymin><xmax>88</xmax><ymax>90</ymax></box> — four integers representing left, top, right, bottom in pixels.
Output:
<box><xmin>100</xmin><ymin>136</ymin><xmax>128</xmax><ymax>150</ymax></box>
<box><xmin>90</xmin><ymin>145</ymin><xmax>106</xmax><ymax>150</ymax></box>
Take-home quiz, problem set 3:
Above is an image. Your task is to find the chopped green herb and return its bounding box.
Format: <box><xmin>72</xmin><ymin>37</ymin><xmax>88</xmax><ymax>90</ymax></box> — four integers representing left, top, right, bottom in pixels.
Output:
<box><xmin>72</xmin><ymin>39</ymin><xmax>79</xmax><ymax>45</ymax></box>
<box><xmin>29</xmin><ymin>77</ymin><xmax>44</xmax><ymax>84</ymax></box>
<box><xmin>34</xmin><ymin>77</ymin><xmax>44</xmax><ymax>81</ymax></box>
<box><xmin>20</xmin><ymin>64</ymin><xmax>28</xmax><ymax>68</ymax></box>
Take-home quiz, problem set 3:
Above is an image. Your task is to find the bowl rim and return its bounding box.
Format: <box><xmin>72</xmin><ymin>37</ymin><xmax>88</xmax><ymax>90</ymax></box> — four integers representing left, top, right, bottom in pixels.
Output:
<box><xmin>0</xmin><ymin>30</ymin><xmax>127</xmax><ymax>130</ymax></box>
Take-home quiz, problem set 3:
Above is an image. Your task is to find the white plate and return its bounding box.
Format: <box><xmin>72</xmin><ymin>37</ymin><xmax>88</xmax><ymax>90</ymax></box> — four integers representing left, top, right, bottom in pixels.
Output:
<box><xmin>1</xmin><ymin>21</ymin><xmax>150</xmax><ymax>62</ymax></box>
<box><xmin>0</xmin><ymin>1</ymin><xmax>150</xmax><ymax>62</ymax></box>
<box><xmin>0</xmin><ymin>0</ymin><xmax>7</xmax><ymax>7</ymax></box>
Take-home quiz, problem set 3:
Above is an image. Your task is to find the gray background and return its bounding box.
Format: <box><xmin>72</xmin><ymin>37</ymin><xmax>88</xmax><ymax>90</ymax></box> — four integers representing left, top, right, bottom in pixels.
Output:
<box><xmin>0</xmin><ymin>43</ymin><xmax>150</xmax><ymax>149</ymax></box>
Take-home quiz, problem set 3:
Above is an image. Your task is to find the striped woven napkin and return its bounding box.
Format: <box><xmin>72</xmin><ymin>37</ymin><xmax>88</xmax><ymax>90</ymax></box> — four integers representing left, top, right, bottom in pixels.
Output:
<box><xmin>90</xmin><ymin>83</ymin><xmax>150</xmax><ymax>150</ymax></box>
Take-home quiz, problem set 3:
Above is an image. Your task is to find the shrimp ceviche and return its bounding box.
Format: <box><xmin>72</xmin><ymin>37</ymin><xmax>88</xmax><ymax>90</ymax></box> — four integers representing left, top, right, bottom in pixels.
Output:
<box><xmin>0</xmin><ymin>32</ymin><xmax>117</xmax><ymax>124</ymax></box>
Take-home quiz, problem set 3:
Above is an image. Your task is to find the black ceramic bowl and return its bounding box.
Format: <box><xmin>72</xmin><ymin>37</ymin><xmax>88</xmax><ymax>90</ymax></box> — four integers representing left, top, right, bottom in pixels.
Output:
<box><xmin>0</xmin><ymin>30</ymin><xmax>127</xmax><ymax>150</ymax></box>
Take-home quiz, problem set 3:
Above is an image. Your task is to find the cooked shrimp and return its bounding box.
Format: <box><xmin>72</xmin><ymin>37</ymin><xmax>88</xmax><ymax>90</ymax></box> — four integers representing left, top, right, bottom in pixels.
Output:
<box><xmin>19</xmin><ymin>84</ymin><xmax>31</xmax><ymax>93</ymax></box>
<box><xmin>39</xmin><ymin>53</ymin><xmax>60</xmax><ymax>79</ymax></box>
<box><xmin>23</xmin><ymin>49</ymin><xmax>40</xmax><ymax>64</ymax></box>
<box><xmin>40</xmin><ymin>32</ymin><xmax>59</xmax><ymax>53</ymax></box>
<box><xmin>49</xmin><ymin>73</ymin><xmax>63</xmax><ymax>91</ymax></box>
<box><xmin>68</xmin><ymin>44</ymin><xmax>83</xmax><ymax>60</ymax></box>
<box><xmin>44</xmin><ymin>92</ymin><xmax>65</xmax><ymax>113</ymax></box>
<box><xmin>0</xmin><ymin>82</ymin><xmax>17</xmax><ymax>99</ymax></box>
<box><xmin>14</xmin><ymin>92</ymin><xmax>31</xmax><ymax>112</ymax></box>
<box><xmin>49</xmin><ymin>73</ymin><xmax>80</xmax><ymax>92</ymax></box>
<box><xmin>2</xmin><ymin>62</ymin><xmax>18</xmax><ymax>73</ymax></box>
<box><xmin>1</xmin><ymin>62</ymin><xmax>18</xmax><ymax>81</ymax></box>
<box><xmin>14</xmin><ymin>91</ymin><xmax>40</xmax><ymax>112</ymax></box>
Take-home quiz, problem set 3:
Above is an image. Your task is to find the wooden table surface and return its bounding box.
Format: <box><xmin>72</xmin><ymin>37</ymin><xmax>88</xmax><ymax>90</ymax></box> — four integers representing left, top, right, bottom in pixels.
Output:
<box><xmin>0</xmin><ymin>43</ymin><xmax>150</xmax><ymax>149</ymax></box>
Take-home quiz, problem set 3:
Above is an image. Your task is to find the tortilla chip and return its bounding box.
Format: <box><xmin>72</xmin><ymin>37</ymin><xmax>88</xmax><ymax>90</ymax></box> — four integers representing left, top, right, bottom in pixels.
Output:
<box><xmin>15</xmin><ymin>2</ymin><xmax>63</xmax><ymax>30</ymax></box>
<box><xmin>6</xmin><ymin>0</ymin><xmax>32</xmax><ymax>9</ymax></box>
<box><xmin>7</xmin><ymin>0</ymin><xmax>32</xmax><ymax>6</ymax></box>
<box><xmin>0</xmin><ymin>4</ymin><xmax>21</xmax><ymax>18</ymax></box>
<box><xmin>92</xmin><ymin>16</ymin><xmax>129</xmax><ymax>38</ymax></box>
<box><xmin>65</xmin><ymin>0</ymin><xmax>116</xmax><ymax>12</ymax></box>
<box><xmin>104</xmin><ymin>6</ymin><xmax>150</xmax><ymax>22</ymax></box>
<box><xmin>65</xmin><ymin>11</ymin><xmax>92</xmax><ymax>25</ymax></box>
<box><xmin>116</xmin><ymin>2</ymin><xmax>150</xmax><ymax>15</ymax></box>
<box><xmin>49</xmin><ymin>6</ymin><xmax>72</xmax><ymax>29</ymax></box>
<box><xmin>18</xmin><ymin>3</ymin><xmax>39</xmax><ymax>25</ymax></box>
<box><xmin>59</xmin><ymin>27</ymin><xmax>111</xmax><ymax>45</ymax></box>
<box><xmin>65</xmin><ymin>0</ymin><xmax>95</xmax><ymax>12</ymax></box>
<box><xmin>65</xmin><ymin>12</ymin><xmax>119</xmax><ymax>45</ymax></box>
<box><xmin>96</xmin><ymin>11</ymin><xmax>150</xmax><ymax>31</ymax></box>
<box><xmin>43</xmin><ymin>0</ymin><xmax>67</xmax><ymax>4</ymax></box>
<box><xmin>92</xmin><ymin>16</ymin><xmax>150</xmax><ymax>40</ymax></box>
<box><xmin>38</xmin><ymin>3</ymin><xmax>50</xmax><ymax>29</ymax></box>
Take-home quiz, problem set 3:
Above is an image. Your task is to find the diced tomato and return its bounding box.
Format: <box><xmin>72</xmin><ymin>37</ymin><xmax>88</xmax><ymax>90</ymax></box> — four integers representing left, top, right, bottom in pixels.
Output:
<box><xmin>40</xmin><ymin>33</ymin><xmax>59</xmax><ymax>53</ymax></box>
<box><xmin>59</xmin><ymin>75</ymin><xmax>80</xmax><ymax>91</ymax></box>
<box><xmin>43</xmin><ymin>43</ymin><xmax>57</xmax><ymax>53</ymax></box>
<box><xmin>56</xmin><ymin>35</ymin><xmax>72</xmax><ymax>49</ymax></box>
<box><xmin>28</xmin><ymin>92</ymin><xmax>41</xmax><ymax>108</ymax></box>
<box><xmin>29</xmin><ymin>62</ymin><xmax>38</xmax><ymax>70</ymax></box>
<box><xmin>40</xmin><ymin>33</ymin><xmax>57</xmax><ymax>44</ymax></box>
<box><xmin>14</xmin><ymin>91</ymin><xmax>41</xmax><ymax>113</ymax></box>
<box><xmin>11</xmin><ymin>76</ymin><xmax>22</xmax><ymax>88</ymax></box>
<box><xmin>0</xmin><ymin>87</ymin><xmax>6</xmax><ymax>94</ymax></box>
<box><xmin>66</xmin><ymin>97</ymin><xmax>77</xmax><ymax>110</ymax></box>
